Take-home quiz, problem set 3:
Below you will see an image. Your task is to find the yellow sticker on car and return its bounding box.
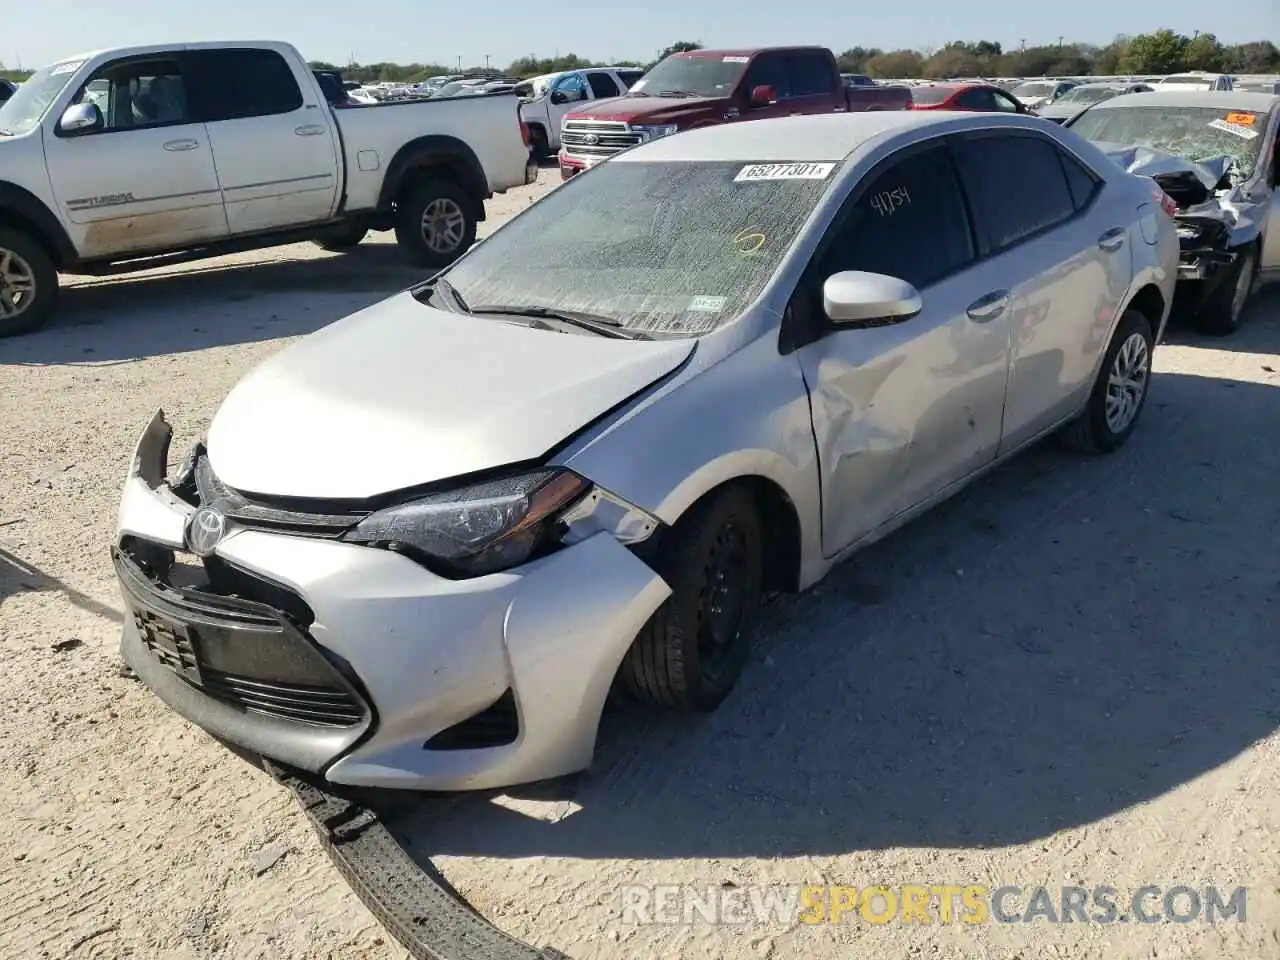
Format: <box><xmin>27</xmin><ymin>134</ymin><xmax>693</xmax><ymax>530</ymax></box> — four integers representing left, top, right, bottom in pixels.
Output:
<box><xmin>1225</xmin><ymin>111</ymin><xmax>1257</xmax><ymax>126</ymax></box>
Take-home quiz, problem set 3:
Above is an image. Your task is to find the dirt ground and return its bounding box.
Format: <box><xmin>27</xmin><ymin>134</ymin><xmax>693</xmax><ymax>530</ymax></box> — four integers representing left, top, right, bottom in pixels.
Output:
<box><xmin>2</xmin><ymin>170</ymin><xmax>1279</xmax><ymax>960</ymax></box>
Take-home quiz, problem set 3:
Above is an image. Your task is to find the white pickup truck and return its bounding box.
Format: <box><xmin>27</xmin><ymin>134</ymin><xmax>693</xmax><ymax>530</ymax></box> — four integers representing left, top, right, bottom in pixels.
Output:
<box><xmin>0</xmin><ymin>40</ymin><xmax>537</xmax><ymax>336</ymax></box>
<box><xmin>518</xmin><ymin>66</ymin><xmax>645</xmax><ymax>158</ymax></box>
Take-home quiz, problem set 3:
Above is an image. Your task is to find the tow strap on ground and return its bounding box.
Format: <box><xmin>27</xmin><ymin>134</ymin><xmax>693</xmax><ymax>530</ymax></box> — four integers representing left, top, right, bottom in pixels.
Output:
<box><xmin>266</xmin><ymin>761</ymin><xmax>571</xmax><ymax>960</ymax></box>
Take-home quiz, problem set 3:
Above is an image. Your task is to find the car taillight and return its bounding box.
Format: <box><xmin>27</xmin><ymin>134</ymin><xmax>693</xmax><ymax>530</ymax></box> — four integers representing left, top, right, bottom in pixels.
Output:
<box><xmin>519</xmin><ymin>121</ymin><xmax>530</xmax><ymax>146</ymax></box>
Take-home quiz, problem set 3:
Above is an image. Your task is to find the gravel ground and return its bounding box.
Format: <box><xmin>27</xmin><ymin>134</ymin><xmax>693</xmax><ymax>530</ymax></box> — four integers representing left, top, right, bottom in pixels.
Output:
<box><xmin>2</xmin><ymin>170</ymin><xmax>1279</xmax><ymax>960</ymax></box>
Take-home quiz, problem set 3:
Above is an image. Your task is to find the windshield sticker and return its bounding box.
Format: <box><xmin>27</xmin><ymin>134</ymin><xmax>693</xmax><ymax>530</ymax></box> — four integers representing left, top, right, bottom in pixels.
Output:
<box><xmin>689</xmin><ymin>295</ymin><xmax>727</xmax><ymax>312</ymax></box>
<box><xmin>733</xmin><ymin>229</ymin><xmax>767</xmax><ymax>253</ymax></box>
<box><xmin>735</xmin><ymin>162</ymin><xmax>836</xmax><ymax>182</ymax></box>
<box><xmin>870</xmin><ymin>185</ymin><xmax>911</xmax><ymax>217</ymax></box>
<box><xmin>1225</xmin><ymin>111</ymin><xmax>1257</xmax><ymax>126</ymax></box>
<box><xmin>50</xmin><ymin>60</ymin><xmax>85</xmax><ymax>76</ymax></box>
<box><xmin>723</xmin><ymin>56</ymin><xmax>750</xmax><ymax>63</ymax></box>
<box><xmin>1207</xmin><ymin>118</ymin><xmax>1259</xmax><ymax>140</ymax></box>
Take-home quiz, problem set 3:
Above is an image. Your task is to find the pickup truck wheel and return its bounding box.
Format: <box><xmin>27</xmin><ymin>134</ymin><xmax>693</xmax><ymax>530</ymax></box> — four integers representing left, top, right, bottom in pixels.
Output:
<box><xmin>313</xmin><ymin>227</ymin><xmax>368</xmax><ymax>252</ymax></box>
<box><xmin>0</xmin><ymin>228</ymin><xmax>57</xmax><ymax>338</ymax></box>
<box><xmin>394</xmin><ymin>179</ymin><xmax>477</xmax><ymax>268</ymax></box>
<box><xmin>621</xmin><ymin>487</ymin><xmax>764</xmax><ymax>712</ymax></box>
<box><xmin>1056</xmin><ymin>308</ymin><xmax>1154</xmax><ymax>454</ymax></box>
<box><xmin>1194</xmin><ymin>245</ymin><xmax>1257</xmax><ymax>337</ymax></box>
<box><xmin>528</xmin><ymin>126</ymin><xmax>550</xmax><ymax>160</ymax></box>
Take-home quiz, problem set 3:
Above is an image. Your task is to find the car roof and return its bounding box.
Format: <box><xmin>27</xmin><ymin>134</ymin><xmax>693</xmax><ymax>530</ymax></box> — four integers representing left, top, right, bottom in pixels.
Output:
<box><xmin>677</xmin><ymin>46</ymin><xmax>830</xmax><ymax>59</ymax></box>
<box><xmin>617</xmin><ymin>111</ymin><xmax>1043</xmax><ymax>164</ymax></box>
<box><xmin>1089</xmin><ymin>90</ymin><xmax>1279</xmax><ymax>111</ymax></box>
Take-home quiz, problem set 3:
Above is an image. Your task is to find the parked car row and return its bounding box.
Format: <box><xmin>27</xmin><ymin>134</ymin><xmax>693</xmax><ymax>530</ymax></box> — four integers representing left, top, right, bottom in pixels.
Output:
<box><xmin>0</xmin><ymin>40</ymin><xmax>538</xmax><ymax>336</ymax></box>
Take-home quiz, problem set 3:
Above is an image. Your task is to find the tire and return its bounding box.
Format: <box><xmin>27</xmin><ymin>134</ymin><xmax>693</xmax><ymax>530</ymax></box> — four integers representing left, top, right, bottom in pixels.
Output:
<box><xmin>312</xmin><ymin>226</ymin><xmax>368</xmax><ymax>252</ymax></box>
<box><xmin>0</xmin><ymin>227</ymin><xmax>58</xmax><ymax>338</ymax></box>
<box><xmin>1194</xmin><ymin>244</ymin><xmax>1257</xmax><ymax>337</ymax></box>
<box><xmin>393</xmin><ymin>178</ymin><xmax>477</xmax><ymax>269</ymax></box>
<box><xmin>1057</xmin><ymin>308</ymin><xmax>1154</xmax><ymax>454</ymax></box>
<box><xmin>621</xmin><ymin>486</ymin><xmax>764</xmax><ymax>712</ymax></box>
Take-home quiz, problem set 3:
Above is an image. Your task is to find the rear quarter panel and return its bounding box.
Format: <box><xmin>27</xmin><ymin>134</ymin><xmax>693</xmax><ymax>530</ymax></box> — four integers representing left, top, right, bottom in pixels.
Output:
<box><xmin>334</xmin><ymin>94</ymin><xmax>528</xmax><ymax>211</ymax></box>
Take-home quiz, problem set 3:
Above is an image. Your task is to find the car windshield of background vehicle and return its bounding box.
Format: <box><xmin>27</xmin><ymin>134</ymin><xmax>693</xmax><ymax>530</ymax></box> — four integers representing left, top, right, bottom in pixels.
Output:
<box><xmin>1012</xmin><ymin>81</ymin><xmax>1057</xmax><ymax>99</ymax></box>
<box><xmin>627</xmin><ymin>56</ymin><xmax>747</xmax><ymax>98</ymax></box>
<box><xmin>1070</xmin><ymin>105</ymin><xmax>1267</xmax><ymax>179</ymax></box>
<box><xmin>0</xmin><ymin>61</ymin><xmax>81</xmax><ymax>135</ymax></box>
<box><xmin>1060</xmin><ymin>86</ymin><xmax>1118</xmax><ymax>104</ymax></box>
<box><xmin>440</xmin><ymin>159</ymin><xmax>842</xmax><ymax>338</ymax></box>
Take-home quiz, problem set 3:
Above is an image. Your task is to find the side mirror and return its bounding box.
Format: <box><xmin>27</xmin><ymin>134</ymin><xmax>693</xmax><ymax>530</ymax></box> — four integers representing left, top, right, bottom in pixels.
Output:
<box><xmin>822</xmin><ymin>271</ymin><xmax>922</xmax><ymax>325</ymax></box>
<box><xmin>59</xmin><ymin>102</ymin><xmax>103</xmax><ymax>136</ymax></box>
<box><xmin>549</xmin><ymin>90</ymin><xmax>568</xmax><ymax>105</ymax></box>
<box><xmin>748</xmin><ymin>85</ymin><xmax>777</xmax><ymax>107</ymax></box>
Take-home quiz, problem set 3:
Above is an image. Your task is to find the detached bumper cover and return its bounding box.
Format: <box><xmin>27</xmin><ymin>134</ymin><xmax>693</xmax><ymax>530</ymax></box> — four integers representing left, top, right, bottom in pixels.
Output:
<box><xmin>116</xmin><ymin>412</ymin><xmax>670</xmax><ymax>791</ymax></box>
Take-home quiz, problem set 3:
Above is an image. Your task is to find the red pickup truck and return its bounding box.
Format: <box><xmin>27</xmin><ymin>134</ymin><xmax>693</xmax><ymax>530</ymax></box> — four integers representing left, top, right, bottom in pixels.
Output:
<box><xmin>558</xmin><ymin>46</ymin><xmax>912</xmax><ymax>178</ymax></box>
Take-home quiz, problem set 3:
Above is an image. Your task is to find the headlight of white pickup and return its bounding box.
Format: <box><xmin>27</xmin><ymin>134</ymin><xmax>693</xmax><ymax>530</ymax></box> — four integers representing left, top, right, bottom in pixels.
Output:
<box><xmin>633</xmin><ymin>124</ymin><xmax>679</xmax><ymax>141</ymax></box>
<box><xmin>343</xmin><ymin>469</ymin><xmax>589</xmax><ymax>577</ymax></box>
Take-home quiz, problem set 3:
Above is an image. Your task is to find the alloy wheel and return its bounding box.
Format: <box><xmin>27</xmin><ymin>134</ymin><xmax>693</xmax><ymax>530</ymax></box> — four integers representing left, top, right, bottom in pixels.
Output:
<box><xmin>419</xmin><ymin>198</ymin><xmax>467</xmax><ymax>254</ymax></box>
<box><xmin>1104</xmin><ymin>331</ymin><xmax>1150</xmax><ymax>434</ymax></box>
<box><xmin>0</xmin><ymin>247</ymin><xmax>36</xmax><ymax>320</ymax></box>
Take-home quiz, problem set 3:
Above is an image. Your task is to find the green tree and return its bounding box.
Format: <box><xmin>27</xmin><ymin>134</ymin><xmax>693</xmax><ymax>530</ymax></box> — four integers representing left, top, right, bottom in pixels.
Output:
<box><xmin>865</xmin><ymin>50</ymin><xmax>925</xmax><ymax>79</ymax></box>
<box><xmin>1091</xmin><ymin>36</ymin><xmax>1129</xmax><ymax>75</ymax></box>
<box><xmin>1119</xmin><ymin>29</ymin><xmax>1189</xmax><ymax>74</ymax></box>
<box><xmin>1224</xmin><ymin>40</ymin><xmax>1280</xmax><ymax>72</ymax></box>
<box><xmin>1183</xmin><ymin>32</ymin><xmax>1226</xmax><ymax>71</ymax></box>
<box><xmin>923</xmin><ymin>44</ymin><xmax>982</xmax><ymax>78</ymax></box>
<box><xmin>836</xmin><ymin>47</ymin><xmax>883</xmax><ymax>73</ymax></box>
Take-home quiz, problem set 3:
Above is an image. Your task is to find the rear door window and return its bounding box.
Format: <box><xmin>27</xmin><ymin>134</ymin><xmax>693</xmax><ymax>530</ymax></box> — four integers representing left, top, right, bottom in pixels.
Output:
<box><xmin>586</xmin><ymin>72</ymin><xmax>620</xmax><ymax>98</ymax></box>
<box><xmin>785</xmin><ymin>52</ymin><xmax>834</xmax><ymax>97</ymax></box>
<box><xmin>187</xmin><ymin>48</ymin><xmax>303</xmax><ymax>121</ymax></box>
<box><xmin>953</xmin><ymin>134</ymin><xmax>1078</xmax><ymax>251</ymax></box>
<box><xmin>955</xmin><ymin>88</ymin><xmax>995</xmax><ymax>111</ymax></box>
<box><xmin>741</xmin><ymin>54</ymin><xmax>790</xmax><ymax>99</ymax></box>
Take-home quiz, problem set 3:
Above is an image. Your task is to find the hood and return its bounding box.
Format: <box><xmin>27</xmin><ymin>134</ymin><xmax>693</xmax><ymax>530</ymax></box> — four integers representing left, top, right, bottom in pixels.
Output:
<box><xmin>1094</xmin><ymin>141</ymin><xmax>1232</xmax><ymax>209</ymax></box>
<box><xmin>566</xmin><ymin>94</ymin><xmax>730</xmax><ymax>124</ymax></box>
<box><xmin>1019</xmin><ymin>96</ymin><xmax>1050</xmax><ymax>108</ymax></box>
<box><xmin>206</xmin><ymin>293</ymin><xmax>695</xmax><ymax>500</ymax></box>
<box><xmin>1034</xmin><ymin>102</ymin><xmax>1086</xmax><ymax>120</ymax></box>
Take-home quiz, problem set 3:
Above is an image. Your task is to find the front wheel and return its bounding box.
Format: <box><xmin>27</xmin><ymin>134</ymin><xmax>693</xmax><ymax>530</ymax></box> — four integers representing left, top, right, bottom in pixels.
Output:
<box><xmin>621</xmin><ymin>487</ymin><xmax>764</xmax><ymax>712</ymax></box>
<box><xmin>1194</xmin><ymin>245</ymin><xmax>1257</xmax><ymax>337</ymax></box>
<box><xmin>394</xmin><ymin>179</ymin><xmax>477</xmax><ymax>269</ymax></box>
<box><xmin>0</xmin><ymin>227</ymin><xmax>58</xmax><ymax>338</ymax></box>
<box><xmin>1057</xmin><ymin>308</ymin><xmax>1154</xmax><ymax>454</ymax></box>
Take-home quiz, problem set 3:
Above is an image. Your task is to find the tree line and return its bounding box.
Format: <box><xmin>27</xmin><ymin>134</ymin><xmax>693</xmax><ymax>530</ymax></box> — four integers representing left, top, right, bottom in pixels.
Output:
<box><xmin>3</xmin><ymin>32</ymin><xmax>1278</xmax><ymax>85</ymax></box>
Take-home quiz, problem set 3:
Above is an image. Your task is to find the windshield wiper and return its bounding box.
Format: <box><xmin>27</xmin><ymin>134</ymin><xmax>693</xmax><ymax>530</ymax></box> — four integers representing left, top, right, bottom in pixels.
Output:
<box><xmin>414</xmin><ymin>275</ymin><xmax>471</xmax><ymax>313</ymax></box>
<box><xmin>657</xmin><ymin>89</ymin><xmax>699</xmax><ymax>98</ymax></box>
<box><xmin>470</xmin><ymin>304</ymin><xmax>650</xmax><ymax>339</ymax></box>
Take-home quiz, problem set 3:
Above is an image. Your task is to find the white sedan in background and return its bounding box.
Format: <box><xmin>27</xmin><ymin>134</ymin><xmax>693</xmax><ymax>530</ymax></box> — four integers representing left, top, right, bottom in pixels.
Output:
<box><xmin>115</xmin><ymin>111</ymin><xmax>1177</xmax><ymax>792</ymax></box>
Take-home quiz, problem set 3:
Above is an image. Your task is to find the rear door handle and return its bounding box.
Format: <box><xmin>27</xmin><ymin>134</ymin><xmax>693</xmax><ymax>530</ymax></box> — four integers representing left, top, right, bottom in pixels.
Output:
<box><xmin>162</xmin><ymin>139</ymin><xmax>199</xmax><ymax>152</ymax></box>
<box><xmin>1098</xmin><ymin>227</ymin><xmax>1126</xmax><ymax>252</ymax></box>
<box><xmin>966</xmin><ymin>290</ymin><xmax>1009</xmax><ymax>323</ymax></box>
<box><xmin>295</xmin><ymin>125</ymin><xmax>327</xmax><ymax>136</ymax></box>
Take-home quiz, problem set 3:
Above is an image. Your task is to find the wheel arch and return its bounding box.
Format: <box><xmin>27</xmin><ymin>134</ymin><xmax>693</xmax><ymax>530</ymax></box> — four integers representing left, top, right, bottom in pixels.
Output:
<box><xmin>376</xmin><ymin>136</ymin><xmax>490</xmax><ymax>221</ymax></box>
<box><xmin>0</xmin><ymin>182</ymin><xmax>77</xmax><ymax>268</ymax></box>
<box><xmin>1123</xmin><ymin>282</ymin><xmax>1167</xmax><ymax>334</ymax></box>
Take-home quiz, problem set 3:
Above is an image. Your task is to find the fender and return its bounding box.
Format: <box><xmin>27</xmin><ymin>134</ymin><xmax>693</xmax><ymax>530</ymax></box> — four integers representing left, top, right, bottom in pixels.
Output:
<box><xmin>375</xmin><ymin>135</ymin><xmax>490</xmax><ymax>217</ymax></box>
<box><xmin>0</xmin><ymin>181</ymin><xmax>78</xmax><ymax>265</ymax></box>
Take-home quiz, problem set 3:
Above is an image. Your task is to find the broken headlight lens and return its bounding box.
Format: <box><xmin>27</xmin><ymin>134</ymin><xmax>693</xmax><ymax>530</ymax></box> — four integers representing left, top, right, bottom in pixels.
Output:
<box><xmin>343</xmin><ymin>469</ymin><xmax>589</xmax><ymax>577</ymax></box>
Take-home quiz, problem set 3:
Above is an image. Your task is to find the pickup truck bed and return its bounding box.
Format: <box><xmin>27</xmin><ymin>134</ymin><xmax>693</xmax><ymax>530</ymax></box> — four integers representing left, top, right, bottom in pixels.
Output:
<box><xmin>0</xmin><ymin>40</ymin><xmax>536</xmax><ymax>336</ymax></box>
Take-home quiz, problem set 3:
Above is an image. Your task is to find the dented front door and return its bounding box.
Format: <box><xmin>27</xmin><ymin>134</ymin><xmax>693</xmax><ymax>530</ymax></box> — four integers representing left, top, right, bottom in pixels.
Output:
<box><xmin>44</xmin><ymin>54</ymin><xmax>228</xmax><ymax>259</ymax></box>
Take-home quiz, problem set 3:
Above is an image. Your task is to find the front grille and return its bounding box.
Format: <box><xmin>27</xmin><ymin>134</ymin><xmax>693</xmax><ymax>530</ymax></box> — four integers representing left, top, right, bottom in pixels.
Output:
<box><xmin>561</xmin><ymin>120</ymin><xmax>642</xmax><ymax>156</ymax></box>
<box><xmin>202</xmin><ymin>671</ymin><xmax>366</xmax><ymax>726</ymax></box>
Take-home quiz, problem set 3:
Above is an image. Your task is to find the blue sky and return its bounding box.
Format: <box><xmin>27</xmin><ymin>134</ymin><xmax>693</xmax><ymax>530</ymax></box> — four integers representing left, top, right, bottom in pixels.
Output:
<box><xmin>8</xmin><ymin>0</ymin><xmax>1278</xmax><ymax>71</ymax></box>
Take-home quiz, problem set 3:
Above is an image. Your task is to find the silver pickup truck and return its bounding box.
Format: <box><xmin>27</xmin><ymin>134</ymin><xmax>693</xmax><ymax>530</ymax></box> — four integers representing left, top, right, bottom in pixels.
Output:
<box><xmin>0</xmin><ymin>40</ymin><xmax>536</xmax><ymax>336</ymax></box>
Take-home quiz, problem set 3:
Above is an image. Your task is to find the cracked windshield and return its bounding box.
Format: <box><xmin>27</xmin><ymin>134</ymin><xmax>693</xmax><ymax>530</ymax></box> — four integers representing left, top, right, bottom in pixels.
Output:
<box><xmin>438</xmin><ymin>159</ymin><xmax>840</xmax><ymax>338</ymax></box>
<box><xmin>1069</xmin><ymin>105</ymin><xmax>1267</xmax><ymax>179</ymax></box>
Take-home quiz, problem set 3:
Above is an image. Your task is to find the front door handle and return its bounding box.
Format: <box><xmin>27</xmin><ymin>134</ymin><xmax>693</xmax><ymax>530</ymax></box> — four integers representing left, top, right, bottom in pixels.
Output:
<box><xmin>966</xmin><ymin>290</ymin><xmax>1009</xmax><ymax>323</ymax></box>
<box><xmin>295</xmin><ymin>125</ymin><xmax>327</xmax><ymax>137</ymax></box>
<box><xmin>162</xmin><ymin>139</ymin><xmax>199</xmax><ymax>152</ymax></box>
<box><xmin>1098</xmin><ymin>227</ymin><xmax>1126</xmax><ymax>252</ymax></box>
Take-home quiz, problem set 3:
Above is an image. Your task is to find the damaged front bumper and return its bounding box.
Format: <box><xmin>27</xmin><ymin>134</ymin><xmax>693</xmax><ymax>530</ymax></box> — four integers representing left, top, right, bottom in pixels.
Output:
<box><xmin>115</xmin><ymin>412</ymin><xmax>671</xmax><ymax>791</ymax></box>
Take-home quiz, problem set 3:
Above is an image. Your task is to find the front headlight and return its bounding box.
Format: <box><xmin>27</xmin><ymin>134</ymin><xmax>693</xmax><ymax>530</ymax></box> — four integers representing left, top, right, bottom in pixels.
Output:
<box><xmin>342</xmin><ymin>469</ymin><xmax>589</xmax><ymax>577</ymax></box>
<box><xmin>633</xmin><ymin>124</ymin><xmax>679</xmax><ymax>141</ymax></box>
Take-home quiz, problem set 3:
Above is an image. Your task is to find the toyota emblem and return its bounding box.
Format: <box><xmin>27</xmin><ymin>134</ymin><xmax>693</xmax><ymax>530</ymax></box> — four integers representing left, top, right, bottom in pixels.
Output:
<box><xmin>584</xmin><ymin>133</ymin><xmax>600</xmax><ymax>145</ymax></box>
<box><xmin>185</xmin><ymin>507</ymin><xmax>227</xmax><ymax>557</ymax></box>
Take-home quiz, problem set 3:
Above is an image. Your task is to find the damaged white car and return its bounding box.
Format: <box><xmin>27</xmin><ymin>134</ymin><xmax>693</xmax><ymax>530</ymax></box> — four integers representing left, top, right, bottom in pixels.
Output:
<box><xmin>1067</xmin><ymin>90</ymin><xmax>1280</xmax><ymax>335</ymax></box>
<box><xmin>114</xmin><ymin>111</ymin><xmax>1176</xmax><ymax>791</ymax></box>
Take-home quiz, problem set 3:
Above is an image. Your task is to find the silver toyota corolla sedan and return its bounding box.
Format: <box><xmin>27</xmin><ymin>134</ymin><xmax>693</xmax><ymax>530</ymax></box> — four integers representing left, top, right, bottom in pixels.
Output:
<box><xmin>115</xmin><ymin>111</ymin><xmax>1178</xmax><ymax>791</ymax></box>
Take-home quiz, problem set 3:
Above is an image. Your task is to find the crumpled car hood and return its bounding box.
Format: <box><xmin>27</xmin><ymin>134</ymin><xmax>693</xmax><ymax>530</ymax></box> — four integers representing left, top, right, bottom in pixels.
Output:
<box><xmin>1094</xmin><ymin>141</ymin><xmax>1229</xmax><ymax>191</ymax></box>
<box><xmin>206</xmin><ymin>293</ymin><xmax>694</xmax><ymax>500</ymax></box>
